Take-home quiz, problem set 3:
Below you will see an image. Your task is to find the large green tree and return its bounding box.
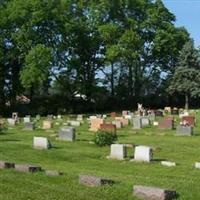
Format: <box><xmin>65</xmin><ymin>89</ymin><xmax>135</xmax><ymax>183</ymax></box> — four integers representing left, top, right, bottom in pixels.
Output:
<box><xmin>168</xmin><ymin>39</ymin><xmax>200</xmax><ymax>109</ymax></box>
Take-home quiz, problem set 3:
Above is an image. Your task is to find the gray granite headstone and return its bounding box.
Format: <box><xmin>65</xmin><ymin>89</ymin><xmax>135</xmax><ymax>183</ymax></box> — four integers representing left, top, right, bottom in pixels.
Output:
<box><xmin>15</xmin><ymin>164</ymin><xmax>42</xmax><ymax>173</ymax></box>
<box><xmin>33</xmin><ymin>137</ymin><xmax>51</xmax><ymax>149</ymax></box>
<box><xmin>176</xmin><ymin>125</ymin><xmax>193</xmax><ymax>136</ymax></box>
<box><xmin>133</xmin><ymin>117</ymin><xmax>142</xmax><ymax>129</ymax></box>
<box><xmin>58</xmin><ymin>127</ymin><xmax>76</xmax><ymax>141</ymax></box>
<box><xmin>24</xmin><ymin>122</ymin><xmax>35</xmax><ymax>131</ymax></box>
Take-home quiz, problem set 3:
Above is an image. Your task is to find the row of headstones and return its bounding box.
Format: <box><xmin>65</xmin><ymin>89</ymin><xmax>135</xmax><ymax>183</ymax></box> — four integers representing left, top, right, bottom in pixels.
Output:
<box><xmin>133</xmin><ymin>116</ymin><xmax>195</xmax><ymax>136</ymax></box>
<box><xmin>109</xmin><ymin>144</ymin><xmax>200</xmax><ymax>168</ymax></box>
<box><xmin>0</xmin><ymin>161</ymin><xmax>177</xmax><ymax>200</ymax></box>
<box><xmin>0</xmin><ymin>160</ymin><xmax>62</xmax><ymax>176</ymax></box>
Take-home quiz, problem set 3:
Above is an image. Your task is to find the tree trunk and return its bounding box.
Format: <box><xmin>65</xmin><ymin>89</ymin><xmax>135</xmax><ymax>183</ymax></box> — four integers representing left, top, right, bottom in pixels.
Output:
<box><xmin>185</xmin><ymin>94</ymin><xmax>189</xmax><ymax>110</ymax></box>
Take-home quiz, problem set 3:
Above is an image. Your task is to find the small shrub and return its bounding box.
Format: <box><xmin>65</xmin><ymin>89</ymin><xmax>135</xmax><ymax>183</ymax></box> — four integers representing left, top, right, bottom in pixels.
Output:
<box><xmin>94</xmin><ymin>131</ymin><xmax>117</xmax><ymax>146</ymax></box>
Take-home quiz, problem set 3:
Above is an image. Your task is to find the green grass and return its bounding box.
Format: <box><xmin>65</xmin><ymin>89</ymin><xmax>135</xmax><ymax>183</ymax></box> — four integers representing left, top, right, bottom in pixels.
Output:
<box><xmin>1</xmin><ymin>114</ymin><xmax>200</xmax><ymax>200</ymax></box>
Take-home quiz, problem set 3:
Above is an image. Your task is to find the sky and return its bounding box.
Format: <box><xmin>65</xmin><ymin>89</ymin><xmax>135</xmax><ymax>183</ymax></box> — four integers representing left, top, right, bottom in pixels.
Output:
<box><xmin>163</xmin><ymin>0</ymin><xmax>200</xmax><ymax>47</ymax></box>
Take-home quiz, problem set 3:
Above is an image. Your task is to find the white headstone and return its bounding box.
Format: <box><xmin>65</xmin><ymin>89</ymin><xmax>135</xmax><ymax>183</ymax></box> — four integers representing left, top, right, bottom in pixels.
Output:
<box><xmin>109</xmin><ymin>144</ymin><xmax>127</xmax><ymax>160</ymax></box>
<box><xmin>161</xmin><ymin>161</ymin><xmax>176</xmax><ymax>167</ymax></box>
<box><xmin>24</xmin><ymin>117</ymin><xmax>31</xmax><ymax>123</ymax></box>
<box><xmin>33</xmin><ymin>137</ymin><xmax>51</xmax><ymax>150</ymax></box>
<box><xmin>134</xmin><ymin>146</ymin><xmax>152</xmax><ymax>162</ymax></box>
<box><xmin>7</xmin><ymin>118</ymin><xmax>16</xmax><ymax>126</ymax></box>
<box><xmin>195</xmin><ymin>162</ymin><xmax>200</xmax><ymax>169</ymax></box>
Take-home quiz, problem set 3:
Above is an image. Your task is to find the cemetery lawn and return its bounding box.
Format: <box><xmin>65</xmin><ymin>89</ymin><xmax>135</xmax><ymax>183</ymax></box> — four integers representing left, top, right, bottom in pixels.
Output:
<box><xmin>1</xmin><ymin>115</ymin><xmax>200</xmax><ymax>200</ymax></box>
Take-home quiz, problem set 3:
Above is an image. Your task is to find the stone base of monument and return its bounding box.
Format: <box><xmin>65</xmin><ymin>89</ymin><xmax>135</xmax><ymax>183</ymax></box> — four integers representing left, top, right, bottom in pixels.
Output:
<box><xmin>0</xmin><ymin>161</ymin><xmax>15</xmax><ymax>169</ymax></box>
<box><xmin>133</xmin><ymin>185</ymin><xmax>177</xmax><ymax>200</ymax></box>
<box><xmin>79</xmin><ymin>175</ymin><xmax>114</xmax><ymax>187</ymax></box>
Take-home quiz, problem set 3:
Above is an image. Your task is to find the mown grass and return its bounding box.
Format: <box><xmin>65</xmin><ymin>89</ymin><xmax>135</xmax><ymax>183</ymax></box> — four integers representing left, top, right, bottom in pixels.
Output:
<box><xmin>0</xmin><ymin>113</ymin><xmax>200</xmax><ymax>200</ymax></box>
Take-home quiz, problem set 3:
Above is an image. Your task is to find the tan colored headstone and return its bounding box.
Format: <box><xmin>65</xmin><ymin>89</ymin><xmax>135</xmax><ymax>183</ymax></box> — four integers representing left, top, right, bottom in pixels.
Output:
<box><xmin>43</xmin><ymin>121</ymin><xmax>52</xmax><ymax>129</ymax></box>
<box><xmin>89</xmin><ymin>118</ymin><xmax>104</xmax><ymax>132</ymax></box>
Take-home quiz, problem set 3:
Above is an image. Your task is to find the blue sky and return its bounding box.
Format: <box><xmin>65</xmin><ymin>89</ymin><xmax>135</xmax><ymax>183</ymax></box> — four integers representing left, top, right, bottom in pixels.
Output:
<box><xmin>163</xmin><ymin>0</ymin><xmax>200</xmax><ymax>47</ymax></box>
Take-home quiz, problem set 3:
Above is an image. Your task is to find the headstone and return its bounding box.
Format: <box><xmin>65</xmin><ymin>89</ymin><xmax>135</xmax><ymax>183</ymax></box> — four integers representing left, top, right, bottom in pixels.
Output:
<box><xmin>133</xmin><ymin>117</ymin><xmax>142</xmax><ymax>129</ymax></box>
<box><xmin>148</xmin><ymin>113</ymin><xmax>155</xmax><ymax>122</ymax></box>
<box><xmin>112</xmin><ymin>120</ymin><xmax>122</xmax><ymax>129</ymax></box>
<box><xmin>7</xmin><ymin>118</ymin><xmax>16</xmax><ymax>126</ymax></box>
<box><xmin>23</xmin><ymin>117</ymin><xmax>31</xmax><ymax>123</ymax></box>
<box><xmin>79</xmin><ymin>175</ymin><xmax>114</xmax><ymax>187</ymax></box>
<box><xmin>154</xmin><ymin>110</ymin><xmax>163</xmax><ymax>117</ymax></box>
<box><xmin>195</xmin><ymin>162</ymin><xmax>200</xmax><ymax>169</ymax></box>
<box><xmin>100</xmin><ymin>123</ymin><xmax>116</xmax><ymax>134</ymax></box>
<box><xmin>45</xmin><ymin>170</ymin><xmax>63</xmax><ymax>177</ymax></box>
<box><xmin>24</xmin><ymin>122</ymin><xmax>35</xmax><ymax>131</ymax></box>
<box><xmin>124</xmin><ymin>115</ymin><xmax>132</xmax><ymax>120</ymax></box>
<box><xmin>0</xmin><ymin>161</ymin><xmax>15</xmax><ymax>169</ymax></box>
<box><xmin>164</xmin><ymin>107</ymin><xmax>171</xmax><ymax>114</ymax></box>
<box><xmin>182</xmin><ymin>116</ymin><xmax>195</xmax><ymax>127</ymax></box>
<box><xmin>122</xmin><ymin>110</ymin><xmax>129</xmax><ymax>116</ymax></box>
<box><xmin>102</xmin><ymin>114</ymin><xmax>107</xmax><ymax>119</ymax></box>
<box><xmin>15</xmin><ymin>164</ymin><xmax>42</xmax><ymax>173</ymax></box>
<box><xmin>153</xmin><ymin>121</ymin><xmax>159</xmax><ymax>126</ymax></box>
<box><xmin>176</xmin><ymin>125</ymin><xmax>193</xmax><ymax>136</ymax></box>
<box><xmin>36</xmin><ymin>114</ymin><xmax>41</xmax><ymax>120</ymax></box>
<box><xmin>89</xmin><ymin>118</ymin><xmax>104</xmax><ymax>132</ymax></box>
<box><xmin>133</xmin><ymin>185</ymin><xmax>176</xmax><ymax>200</ymax></box>
<box><xmin>109</xmin><ymin>144</ymin><xmax>127</xmax><ymax>160</ymax></box>
<box><xmin>161</xmin><ymin>161</ymin><xmax>176</xmax><ymax>167</ymax></box>
<box><xmin>77</xmin><ymin>114</ymin><xmax>83</xmax><ymax>121</ymax></box>
<box><xmin>158</xmin><ymin>118</ymin><xmax>174</xmax><ymax>130</ymax></box>
<box><xmin>134</xmin><ymin>146</ymin><xmax>152</xmax><ymax>162</ymax></box>
<box><xmin>12</xmin><ymin>112</ymin><xmax>18</xmax><ymax>121</ymax></box>
<box><xmin>69</xmin><ymin>120</ymin><xmax>81</xmax><ymax>127</ymax></box>
<box><xmin>43</xmin><ymin>120</ymin><xmax>52</xmax><ymax>129</ymax></box>
<box><xmin>58</xmin><ymin>127</ymin><xmax>76</xmax><ymax>141</ymax></box>
<box><xmin>171</xmin><ymin>109</ymin><xmax>179</xmax><ymax>115</ymax></box>
<box><xmin>179</xmin><ymin>111</ymin><xmax>189</xmax><ymax>118</ymax></box>
<box><xmin>115</xmin><ymin>117</ymin><xmax>129</xmax><ymax>126</ymax></box>
<box><xmin>141</xmin><ymin>117</ymin><xmax>150</xmax><ymax>127</ymax></box>
<box><xmin>33</xmin><ymin>137</ymin><xmax>51</xmax><ymax>149</ymax></box>
<box><xmin>57</xmin><ymin>115</ymin><xmax>62</xmax><ymax>119</ymax></box>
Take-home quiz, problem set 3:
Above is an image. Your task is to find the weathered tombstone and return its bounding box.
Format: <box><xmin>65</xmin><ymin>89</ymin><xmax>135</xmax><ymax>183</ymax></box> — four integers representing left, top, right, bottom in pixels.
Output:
<box><xmin>122</xmin><ymin>110</ymin><xmax>129</xmax><ymax>116</ymax></box>
<box><xmin>100</xmin><ymin>123</ymin><xmax>116</xmax><ymax>134</ymax></box>
<box><xmin>176</xmin><ymin>125</ymin><xmax>193</xmax><ymax>136</ymax></box>
<box><xmin>58</xmin><ymin>127</ymin><xmax>76</xmax><ymax>141</ymax></box>
<box><xmin>133</xmin><ymin>185</ymin><xmax>177</xmax><ymax>200</ymax></box>
<box><xmin>109</xmin><ymin>144</ymin><xmax>127</xmax><ymax>160</ymax></box>
<box><xmin>33</xmin><ymin>137</ymin><xmax>51</xmax><ymax>149</ymax></box>
<box><xmin>158</xmin><ymin>118</ymin><xmax>174</xmax><ymax>130</ymax></box>
<box><xmin>69</xmin><ymin>120</ymin><xmax>81</xmax><ymax>127</ymax></box>
<box><xmin>134</xmin><ymin>146</ymin><xmax>152</xmax><ymax>162</ymax></box>
<box><xmin>164</xmin><ymin>107</ymin><xmax>171</xmax><ymax>114</ymax></box>
<box><xmin>153</xmin><ymin>121</ymin><xmax>159</xmax><ymax>126</ymax></box>
<box><xmin>195</xmin><ymin>162</ymin><xmax>200</xmax><ymax>169</ymax></box>
<box><xmin>43</xmin><ymin>120</ymin><xmax>52</xmax><ymax>129</ymax></box>
<box><xmin>57</xmin><ymin>114</ymin><xmax>62</xmax><ymax>119</ymax></box>
<box><xmin>115</xmin><ymin>117</ymin><xmax>129</xmax><ymax>126</ymax></box>
<box><xmin>161</xmin><ymin>161</ymin><xmax>176</xmax><ymax>167</ymax></box>
<box><xmin>36</xmin><ymin>114</ymin><xmax>41</xmax><ymax>121</ymax></box>
<box><xmin>179</xmin><ymin>111</ymin><xmax>189</xmax><ymax>118</ymax></box>
<box><xmin>154</xmin><ymin>110</ymin><xmax>163</xmax><ymax>117</ymax></box>
<box><xmin>102</xmin><ymin>114</ymin><xmax>107</xmax><ymax>119</ymax></box>
<box><xmin>112</xmin><ymin>120</ymin><xmax>122</xmax><ymax>129</ymax></box>
<box><xmin>89</xmin><ymin>118</ymin><xmax>104</xmax><ymax>132</ymax></box>
<box><xmin>7</xmin><ymin>118</ymin><xmax>16</xmax><ymax>126</ymax></box>
<box><xmin>45</xmin><ymin>170</ymin><xmax>63</xmax><ymax>177</ymax></box>
<box><xmin>0</xmin><ymin>161</ymin><xmax>15</xmax><ymax>169</ymax></box>
<box><xmin>15</xmin><ymin>164</ymin><xmax>42</xmax><ymax>173</ymax></box>
<box><xmin>182</xmin><ymin>116</ymin><xmax>195</xmax><ymax>127</ymax></box>
<box><xmin>24</xmin><ymin>122</ymin><xmax>35</xmax><ymax>131</ymax></box>
<box><xmin>77</xmin><ymin>114</ymin><xmax>83</xmax><ymax>121</ymax></box>
<box><xmin>79</xmin><ymin>175</ymin><xmax>114</xmax><ymax>187</ymax></box>
<box><xmin>124</xmin><ymin>115</ymin><xmax>132</xmax><ymax>120</ymax></box>
<box><xmin>148</xmin><ymin>113</ymin><xmax>155</xmax><ymax>122</ymax></box>
<box><xmin>133</xmin><ymin>117</ymin><xmax>142</xmax><ymax>129</ymax></box>
<box><xmin>12</xmin><ymin>112</ymin><xmax>18</xmax><ymax>121</ymax></box>
<box><xmin>141</xmin><ymin>117</ymin><xmax>150</xmax><ymax>127</ymax></box>
<box><xmin>171</xmin><ymin>109</ymin><xmax>179</xmax><ymax>115</ymax></box>
<box><xmin>23</xmin><ymin>116</ymin><xmax>31</xmax><ymax>123</ymax></box>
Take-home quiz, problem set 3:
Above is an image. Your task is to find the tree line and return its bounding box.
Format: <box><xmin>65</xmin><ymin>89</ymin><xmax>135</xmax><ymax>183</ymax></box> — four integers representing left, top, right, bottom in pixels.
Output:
<box><xmin>0</xmin><ymin>0</ymin><xmax>199</xmax><ymax>115</ymax></box>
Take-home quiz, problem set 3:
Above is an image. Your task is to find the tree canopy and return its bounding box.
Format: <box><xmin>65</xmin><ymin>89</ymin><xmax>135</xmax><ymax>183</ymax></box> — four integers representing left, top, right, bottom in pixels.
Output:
<box><xmin>0</xmin><ymin>0</ymin><xmax>195</xmax><ymax>115</ymax></box>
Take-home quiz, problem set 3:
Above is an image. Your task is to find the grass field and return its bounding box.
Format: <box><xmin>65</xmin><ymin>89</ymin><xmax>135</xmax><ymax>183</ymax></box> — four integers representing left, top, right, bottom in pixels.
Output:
<box><xmin>1</xmin><ymin>114</ymin><xmax>200</xmax><ymax>200</ymax></box>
